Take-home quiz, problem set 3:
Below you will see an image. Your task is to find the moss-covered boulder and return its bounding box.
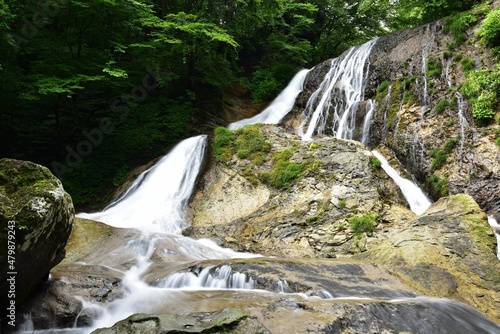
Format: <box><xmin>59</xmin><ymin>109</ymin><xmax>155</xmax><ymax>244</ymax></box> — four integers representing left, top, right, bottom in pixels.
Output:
<box><xmin>361</xmin><ymin>194</ymin><xmax>500</xmax><ymax>322</ymax></box>
<box><xmin>0</xmin><ymin>158</ymin><xmax>74</xmax><ymax>320</ymax></box>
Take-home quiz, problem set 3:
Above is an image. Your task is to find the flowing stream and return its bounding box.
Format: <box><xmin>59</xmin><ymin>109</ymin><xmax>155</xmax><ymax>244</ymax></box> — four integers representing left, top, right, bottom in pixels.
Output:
<box><xmin>228</xmin><ymin>69</ymin><xmax>310</xmax><ymax>130</ymax></box>
<box><xmin>371</xmin><ymin>151</ymin><xmax>432</xmax><ymax>215</ymax></box>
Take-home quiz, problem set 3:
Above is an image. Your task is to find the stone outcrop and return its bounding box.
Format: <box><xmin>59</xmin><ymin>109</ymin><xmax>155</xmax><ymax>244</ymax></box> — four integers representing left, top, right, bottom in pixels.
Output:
<box><xmin>91</xmin><ymin>308</ymin><xmax>269</xmax><ymax>334</ymax></box>
<box><xmin>0</xmin><ymin>158</ymin><xmax>74</xmax><ymax>320</ymax></box>
<box><xmin>362</xmin><ymin>194</ymin><xmax>500</xmax><ymax>322</ymax></box>
<box><xmin>186</xmin><ymin>124</ymin><xmax>413</xmax><ymax>258</ymax></box>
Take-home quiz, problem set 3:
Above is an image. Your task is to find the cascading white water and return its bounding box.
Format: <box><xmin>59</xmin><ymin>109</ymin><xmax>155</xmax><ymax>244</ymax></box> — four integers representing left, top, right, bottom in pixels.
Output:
<box><xmin>487</xmin><ymin>216</ymin><xmax>500</xmax><ymax>260</ymax></box>
<box><xmin>298</xmin><ymin>39</ymin><xmax>377</xmax><ymax>141</ymax></box>
<box><xmin>361</xmin><ymin>99</ymin><xmax>377</xmax><ymax>146</ymax></box>
<box><xmin>371</xmin><ymin>151</ymin><xmax>431</xmax><ymax>215</ymax></box>
<box><xmin>444</xmin><ymin>58</ymin><xmax>469</xmax><ymax>158</ymax></box>
<box><xmin>228</xmin><ymin>69</ymin><xmax>310</xmax><ymax>130</ymax></box>
<box><xmin>155</xmin><ymin>265</ymin><xmax>255</xmax><ymax>290</ymax></box>
<box><xmin>78</xmin><ymin>135</ymin><xmax>207</xmax><ymax>234</ymax></box>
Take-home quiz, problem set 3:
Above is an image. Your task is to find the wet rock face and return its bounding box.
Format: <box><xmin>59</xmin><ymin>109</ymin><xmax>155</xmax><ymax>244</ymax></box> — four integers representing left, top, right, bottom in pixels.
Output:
<box><xmin>0</xmin><ymin>158</ymin><xmax>74</xmax><ymax>318</ymax></box>
<box><xmin>363</xmin><ymin>194</ymin><xmax>500</xmax><ymax>322</ymax></box>
<box><xmin>91</xmin><ymin>308</ymin><xmax>269</xmax><ymax>334</ymax></box>
<box><xmin>283</xmin><ymin>20</ymin><xmax>500</xmax><ymax>213</ymax></box>
<box><xmin>187</xmin><ymin>124</ymin><xmax>413</xmax><ymax>258</ymax></box>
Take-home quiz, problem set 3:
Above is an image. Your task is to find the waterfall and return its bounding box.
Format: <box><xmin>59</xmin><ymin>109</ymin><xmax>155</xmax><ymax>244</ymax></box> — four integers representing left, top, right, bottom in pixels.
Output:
<box><xmin>488</xmin><ymin>216</ymin><xmax>500</xmax><ymax>260</ymax></box>
<box><xmin>228</xmin><ymin>69</ymin><xmax>310</xmax><ymax>130</ymax></box>
<box><xmin>372</xmin><ymin>151</ymin><xmax>431</xmax><ymax>215</ymax></box>
<box><xmin>444</xmin><ymin>58</ymin><xmax>469</xmax><ymax>159</ymax></box>
<box><xmin>298</xmin><ymin>39</ymin><xmax>378</xmax><ymax>141</ymax></box>
<box><xmin>361</xmin><ymin>99</ymin><xmax>377</xmax><ymax>146</ymax></box>
<box><xmin>78</xmin><ymin>135</ymin><xmax>207</xmax><ymax>234</ymax></box>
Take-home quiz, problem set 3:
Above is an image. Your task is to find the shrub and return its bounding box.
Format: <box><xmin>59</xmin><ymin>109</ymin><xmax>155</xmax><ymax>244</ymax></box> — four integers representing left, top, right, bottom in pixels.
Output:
<box><xmin>478</xmin><ymin>9</ymin><xmax>500</xmax><ymax>47</ymax></box>
<box><xmin>213</xmin><ymin>126</ymin><xmax>234</xmax><ymax>162</ymax></box>
<box><xmin>377</xmin><ymin>80</ymin><xmax>390</xmax><ymax>93</ymax></box>
<box><xmin>430</xmin><ymin>148</ymin><xmax>447</xmax><ymax>171</ymax></box>
<box><xmin>427</xmin><ymin>57</ymin><xmax>442</xmax><ymax>78</ymax></box>
<box><xmin>370</xmin><ymin>157</ymin><xmax>382</xmax><ymax>169</ymax></box>
<box><xmin>496</xmin><ymin>137</ymin><xmax>500</xmax><ymax>146</ymax></box>
<box><xmin>338</xmin><ymin>199</ymin><xmax>346</xmax><ymax>208</ymax></box>
<box><xmin>259</xmin><ymin>149</ymin><xmax>304</xmax><ymax>188</ymax></box>
<box><xmin>434</xmin><ymin>99</ymin><xmax>451</xmax><ymax>114</ymax></box>
<box><xmin>460</xmin><ymin>68</ymin><xmax>500</xmax><ymax>121</ymax></box>
<box><xmin>444</xmin><ymin>137</ymin><xmax>459</xmax><ymax>153</ymax></box>
<box><xmin>427</xmin><ymin>174</ymin><xmax>449</xmax><ymax>198</ymax></box>
<box><xmin>348</xmin><ymin>213</ymin><xmax>378</xmax><ymax>236</ymax></box>
<box><xmin>461</xmin><ymin>58</ymin><xmax>475</xmax><ymax>72</ymax></box>
<box><xmin>444</xmin><ymin>11</ymin><xmax>478</xmax><ymax>45</ymax></box>
<box><xmin>234</xmin><ymin>125</ymin><xmax>270</xmax><ymax>161</ymax></box>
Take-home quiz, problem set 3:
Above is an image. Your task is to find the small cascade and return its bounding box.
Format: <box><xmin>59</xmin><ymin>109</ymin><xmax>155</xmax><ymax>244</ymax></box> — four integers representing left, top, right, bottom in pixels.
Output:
<box><xmin>77</xmin><ymin>135</ymin><xmax>207</xmax><ymax>234</ymax></box>
<box><xmin>276</xmin><ymin>279</ymin><xmax>291</xmax><ymax>293</ymax></box>
<box><xmin>155</xmin><ymin>265</ymin><xmax>255</xmax><ymax>290</ymax></box>
<box><xmin>372</xmin><ymin>151</ymin><xmax>431</xmax><ymax>215</ymax></box>
<box><xmin>487</xmin><ymin>216</ymin><xmax>500</xmax><ymax>260</ymax></box>
<box><xmin>228</xmin><ymin>69</ymin><xmax>310</xmax><ymax>130</ymax></box>
<box><xmin>361</xmin><ymin>99</ymin><xmax>377</xmax><ymax>146</ymax></box>
<box><xmin>298</xmin><ymin>39</ymin><xmax>378</xmax><ymax>140</ymax></box>
<box><xmin>420</xmin><ymin>26</ymin><xmax>435</xmax><ymax>109</ymax></box>
<box><xmin>382</xmin><ymin>85</ymin><xmax>392</xmax><ymax>140</ymax></box>
<box><xmin>392</xmin><ymin>85</ymin><xmax>406</xmax><ymax>142</ymax></box>
<box><xmin>444</xmin><ymin>58</ymin><xmax>469</xmax><ymax>158</ymax></box>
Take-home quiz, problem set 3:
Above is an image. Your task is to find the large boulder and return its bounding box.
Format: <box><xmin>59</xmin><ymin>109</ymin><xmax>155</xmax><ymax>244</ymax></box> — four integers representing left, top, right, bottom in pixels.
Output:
<box><xmin>361</xmin><ymin>194</ymin><xmax>500</xmax><ymax>322</ymax></box>
<box><xmin>0</xmin><ymin>158</ymin><xmax>74</xmax><ymax>324</ymax></box>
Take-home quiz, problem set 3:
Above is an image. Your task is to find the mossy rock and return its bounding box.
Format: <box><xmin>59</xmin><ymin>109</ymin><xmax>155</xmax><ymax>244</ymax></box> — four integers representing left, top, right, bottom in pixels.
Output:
<box><xmin>0</xmin><ymin>158</ymin><xmax>74</xmax><ymax>314</ymax></box>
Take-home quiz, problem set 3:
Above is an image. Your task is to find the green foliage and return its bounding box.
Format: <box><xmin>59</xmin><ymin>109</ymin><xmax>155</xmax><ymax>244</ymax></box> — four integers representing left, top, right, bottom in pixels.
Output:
<box><xmin>338</xmin><ymin>199</ymin><xmax>347</xmax><ymax>208</ymax></box>
<box><xmin>444</xmin><ymin>11</ymin><xmax>478</xmax><ymax>45</ymax></box>
<box><xmin>460</xmin><ymin>68</ymin><xmax>500</xmax><ymax>121</ymax></box>
<box><xmin>377</xmin><ymin>80</ymin><xmax>390</xmax><ymax>94</ymax></box>
<box><xmin>348</xmin><ymin>213</ymin><xmax>378</xmax><ymax>236</ymax></box>
<box><xmin>234</xmin><ymin>126</ymin><xmax>271</xmax><ymax>161</ymax></box>
<box><xmin>426</xmin><ymin>57</ymin><xmax>442</xmax><ymax>78</ymax></box>
<box><xmin>250</xmin><ymin>69</ymin><xmax>283</xmax><ymax>103</ymax></box>
<box><xmin>259</xmin><ymin>149</ymin><xmax>304</xmax><ymax>188</ymax></box>
<box><xmin>429</xmin><ymin>137</ymin><xmax>458</xmax><ymax>171</ymax></box>
<box><xmin>496</xmin><ymin>137</ymin><xmax>500</xmax><ymax>146</ymax></box>
<box><xmin>434</xmin><ymin>99</ymin><xmax>452</xmax><ymax>114</ymax></box>
<box><xmin>213</xmin><ymin>127</ymin><xmax>235</xmax><ymax>163</ymax></box>
<box><xmin>427</xmin><ymin>174</ymin><xmax>449</xmax><ymax>198</ymax></box>
<box><xmin>461</xmin><ymin>58</ymin><xmax>476</xmax><ymax>72</ymax></box>
<box><xmin>370</xmin><ymin>157</ymin><xmax>382</xmax><ymax>169</ymax></box>
<box><xmin>430</xmin><ymin>148</ymin><xmax>448</xmax><ymax>171</ymax></box>
<box><xmin>478</xmin><ymin>9</ymin><xmax>500</xmax><ymax>47</ymax></box>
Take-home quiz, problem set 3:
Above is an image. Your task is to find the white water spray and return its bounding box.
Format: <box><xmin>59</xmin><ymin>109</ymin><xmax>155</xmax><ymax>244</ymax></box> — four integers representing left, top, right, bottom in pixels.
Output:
<box><xmin>487</xmin><ymin>216</ymin><xmax>500</xmax><ymax>260</ymax></box>
<box><xmin>156</xmin><ymin>264</ymin><xmax>255</xmax><ymax>290</ymax></box>
<box><xmin>361</xmin><ymin>99</ymin><xmax>377</xmax><ymax>146</ymax></box>
<box><xmin>78</xmin><ymin>136</ymin><xmax>207</xmax><ymax>234</ymax></box>
<box><xmin>228</xmin><ymin>69</ymin><xmax>310</xmax><ymax>130</ymax></box>
<box><xmin>298</xmin><ymin>39</ymin><xmax>378</xmax><ymax>141</ymax></box>
<box><xmin>372</xmin><ymin>151</ymin><xmax>431</xmax><ymax>215</ymax></box>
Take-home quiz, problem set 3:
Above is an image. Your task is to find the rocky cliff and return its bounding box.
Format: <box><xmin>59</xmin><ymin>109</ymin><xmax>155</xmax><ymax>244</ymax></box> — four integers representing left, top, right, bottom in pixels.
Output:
<box><xmin>283</xmin><ymin>15</ymin><xmax>500</xmax><ymax>215</ymax></box>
